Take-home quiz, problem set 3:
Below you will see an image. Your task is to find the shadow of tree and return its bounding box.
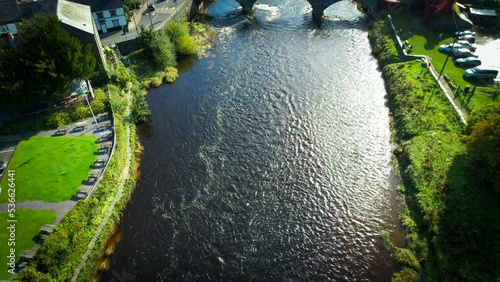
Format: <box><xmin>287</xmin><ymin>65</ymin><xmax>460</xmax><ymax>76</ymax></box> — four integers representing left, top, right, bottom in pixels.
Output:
<box><xmin>436</xmin><ymin>153</ymin><xmax>500</xmax><ymax>280</ymax></box>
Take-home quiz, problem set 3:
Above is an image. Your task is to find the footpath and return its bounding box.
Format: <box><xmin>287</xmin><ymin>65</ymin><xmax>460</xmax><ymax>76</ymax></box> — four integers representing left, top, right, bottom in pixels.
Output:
<box><xmin>70</xmin><ymin>86</ymin><xmax>132</xmax><ymax>281</ymax></box>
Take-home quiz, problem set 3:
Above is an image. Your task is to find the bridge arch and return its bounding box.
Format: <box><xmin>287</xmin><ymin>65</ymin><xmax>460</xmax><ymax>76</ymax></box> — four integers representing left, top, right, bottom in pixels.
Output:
<box><xmin>233</xmin><ymin>0</ymin><xmax>350</xmax><ymax>20</ymax></box>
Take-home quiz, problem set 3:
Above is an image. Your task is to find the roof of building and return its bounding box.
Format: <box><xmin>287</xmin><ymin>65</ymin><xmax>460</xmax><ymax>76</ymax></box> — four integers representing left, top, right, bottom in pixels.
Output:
<box><xmin>0</xmin><ymin>0</ymin><xmax>21</xmax><ymax>24</ymax></box>
<box><xmin>68</xmin><ymin>0</ymin><xmax>123</xmax><ymax>12</ymax></box>
<box><xmin>57</xmin><ymin>0</ymin><xmax>94</xmax><ymax>33</ymax></box>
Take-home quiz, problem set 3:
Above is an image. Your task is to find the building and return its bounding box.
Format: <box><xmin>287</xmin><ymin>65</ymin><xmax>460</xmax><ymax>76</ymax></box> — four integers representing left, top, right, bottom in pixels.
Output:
<box><xmin>0</xmin><ymin>0</ymin><xmax>106</xmax><ymax>68</ymax></box>
<box><xmin>0</xmin><ymin>0</ymin><xmax>20</xmax><ymax>35</ymax></box>
<box><xmin>58</xmin><ymin>0</ymin><xmax>107</xmax><ymax>68</ymax></box>
<box><xmin>69</xmin><ymin>0</ymin><xmax>127</xmax><ymax>34</ymax></box>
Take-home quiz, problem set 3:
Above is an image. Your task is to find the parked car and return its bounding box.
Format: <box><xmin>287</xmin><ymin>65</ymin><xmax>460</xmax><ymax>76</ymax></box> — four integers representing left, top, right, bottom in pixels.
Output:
<box><xmin>454</xmin><ymin>57</ymin><xmax>481</xmax><ymax>68</ymax></box>
<box><xmin>463</xmin><ymin>67</ymin><xmax>499</xmax><ymax>79</ymax></box>
<box><xmin>456</xmin><ymin>34</ymin><xmax>475</xmax><ymax>43</ymax></box>
<box><xmin>456</xmin><ymin>40</ymin><xmax>477</xmax><ymax>51</ymax></box>
<box><xmin>147</xmin><ymin>3</ymin><xmax>156</xmax><ymax>11</ymax></box>
<box><xmin>439</xmin><ymin>42</ymin><xmax>477</xmax><ymax>53</ymax></box>
<box><xmin>453</xmin><ymin>48</ymin><xmax>478</xmax><ymax>59</ymax></box>
<box><xmin>454</xmin><ymin>30</ymin><xmax>475</xmax><ymax>37</ymax></box>
<box><xmin>0</xmin><ymin>161</ymin><xmax>7</xmax><ymax>175</ymax></box>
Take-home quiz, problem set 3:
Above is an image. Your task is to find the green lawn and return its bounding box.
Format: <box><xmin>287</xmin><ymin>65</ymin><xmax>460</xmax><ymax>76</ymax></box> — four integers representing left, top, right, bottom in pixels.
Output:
<box><xmin>0</xmin><ymin>136</ymin><xmax>97</xmax><ymax>203</ymax></box>
<box><xmin>0</xmin><ymin>209</ymin><xmax>57</xmax><ymax>280</ymax></box>
<box><xmin>390</xmin><ymin>13</ymin><xmax>499</xmax><ymax>110</ymax></box>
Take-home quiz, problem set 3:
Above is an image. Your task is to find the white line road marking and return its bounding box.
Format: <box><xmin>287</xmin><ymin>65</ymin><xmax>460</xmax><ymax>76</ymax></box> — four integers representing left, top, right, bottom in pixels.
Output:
<box><xmin>0</xmin><ymin>149</ymin><xmax>14</xmax><ymax>153</ymax></box>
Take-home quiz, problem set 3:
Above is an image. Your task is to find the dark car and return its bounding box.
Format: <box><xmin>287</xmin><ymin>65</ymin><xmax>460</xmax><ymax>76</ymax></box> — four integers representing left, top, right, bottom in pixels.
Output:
<box><xmin>464</xmin><ymin>67</ymin><xmax>499</xmax><ymax>80</ymax></box>
<box><xmin>454</xmin><ymin>57</ymin><xmax>481</xmax><ymax>68</ymax></box>
<box><xmin>453</xmin><ymin>48</ymin><xmax>478</xmax><ymax>59</ymax></box>
<box><xmin>147</xmin><ymin>3</ymin><xmax>156</xmax><ymax>11</ymax></box>
<box><xmin>0</xmin><ymin>161</ymin><xmax>7</xmax><ymax>174</ymax></box>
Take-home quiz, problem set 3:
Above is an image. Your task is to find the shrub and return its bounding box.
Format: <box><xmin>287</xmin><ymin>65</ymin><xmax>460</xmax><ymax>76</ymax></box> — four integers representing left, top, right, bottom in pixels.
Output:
<box><xmin>165</xmin><ymin>22</ymin><xmax>197</xmax><ymax>55</ymax></box>
<box><xmin>391</xmin><ymin>267</ymin><xmax>419</xmax><ymax>282</ymax></box>
<box><xmin>150</xmin><ymin>76</ymin><xmax>163</xmax><ymax>88</ymax></box>
<box><xmin>368</xmin><ymin>20</ymin><xmax>399</xmax><ymax>67</ymax></box>
<box><xmin>141</xmin><ymin>79</ymin><xmax>152</xmax><ymax>89</ymax></box>
<box><xmin>150</xmin><ymin>33</ymin><xmax>177</xmax><ymax>69</ymax></box>
<box><xmin>164</xmin><ymin>67</ymin><xmax>179</xmax><ymax>83</ymax></box>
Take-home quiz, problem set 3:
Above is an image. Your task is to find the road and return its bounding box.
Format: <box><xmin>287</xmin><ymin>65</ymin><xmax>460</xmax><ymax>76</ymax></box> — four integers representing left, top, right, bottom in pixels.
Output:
<box><xmin>100</xmin><ymin>0</ymin><xmax>186</xmax><ymax>46</ymax></box>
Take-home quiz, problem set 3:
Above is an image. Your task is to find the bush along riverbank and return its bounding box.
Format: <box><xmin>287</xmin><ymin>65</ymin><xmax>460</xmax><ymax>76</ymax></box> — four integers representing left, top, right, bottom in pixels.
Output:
<box><xmin>369</xmin><ymin>18</ymin><xmax>500</xmax><ymax>281</ymax></box>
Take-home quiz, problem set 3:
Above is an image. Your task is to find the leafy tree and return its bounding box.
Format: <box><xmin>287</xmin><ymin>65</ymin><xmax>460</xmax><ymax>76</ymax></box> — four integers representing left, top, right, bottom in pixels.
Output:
<box><xmin>164</xmin><ymin>22</ymin><xmax>197</xmax><ymax>55</ymax></box>
<box><xmin>464</xmin><ymin>112</ymin><xmax>500</xmax><ymax>192</ymax></box>
<box><xmin>14</xmin><ymin>266</ymin><xmax>53</xmax><ymax>282</ymax></box>
<box><xmin>0</xmin><ymin>14</ymin><xmax>96</xmax><ymax>110</ymax></box>
<box><xmin>149</xmin><ymin>32</ymin><xmax>177</xmax><ymax>69</ymax></box>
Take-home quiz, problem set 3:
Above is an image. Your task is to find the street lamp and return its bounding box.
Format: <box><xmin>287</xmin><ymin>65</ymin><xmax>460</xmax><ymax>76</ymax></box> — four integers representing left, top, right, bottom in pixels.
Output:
<box><xmin>79</xmin><ymin>81</ymin><xmax>99</xmax><ymax>127</ymax></box>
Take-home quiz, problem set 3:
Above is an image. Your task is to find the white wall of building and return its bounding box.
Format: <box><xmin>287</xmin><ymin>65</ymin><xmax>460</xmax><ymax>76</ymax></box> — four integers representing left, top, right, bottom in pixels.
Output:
<box><xmin>93</xmin><ymin>8</ymin><xmax>127</xmax><ymax>33</ymax></box>
<box><xmin>0</xmin><ymin>23</ymin><xmax>18</xmax><ymax>35</ymax></box>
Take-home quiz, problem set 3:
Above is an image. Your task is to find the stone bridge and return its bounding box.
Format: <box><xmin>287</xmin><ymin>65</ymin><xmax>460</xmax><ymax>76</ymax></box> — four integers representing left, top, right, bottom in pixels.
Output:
<box><xmin>234</xmin><ymin>0</ymin><xmax>365</xmax><ymax>20</ymax></box>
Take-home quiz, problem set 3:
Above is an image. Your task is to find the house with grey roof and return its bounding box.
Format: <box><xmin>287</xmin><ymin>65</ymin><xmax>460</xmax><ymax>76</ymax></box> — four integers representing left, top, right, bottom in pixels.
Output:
<box><xmin>69</xmin><ymin>0</ymin><xmax>127</xmax><ymax>33</ymax></box>
<box><xmin>0</xmin><ymin>0</ymin><xmax>21</xmax><ymax>35</ymax></box>
<box><xmin>0</xmin><ymin>0</ymin><xmax>106</xmax><ymax>68</ymax></box>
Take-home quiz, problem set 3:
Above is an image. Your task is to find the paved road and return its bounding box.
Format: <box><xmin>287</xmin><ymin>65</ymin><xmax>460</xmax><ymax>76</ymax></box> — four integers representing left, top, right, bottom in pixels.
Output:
<box><xmin>100</xmin><ymin>0</ymin><xmax>186</xmax><ymax>46</ymax></box>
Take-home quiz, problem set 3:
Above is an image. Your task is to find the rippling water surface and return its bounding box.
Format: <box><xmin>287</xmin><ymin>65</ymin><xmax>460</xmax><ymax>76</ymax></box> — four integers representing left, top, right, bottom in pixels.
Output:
<box><xmin>102</xmin><ymin>0</ymin><xmax>403</xmax><ymax>280</ymax></box>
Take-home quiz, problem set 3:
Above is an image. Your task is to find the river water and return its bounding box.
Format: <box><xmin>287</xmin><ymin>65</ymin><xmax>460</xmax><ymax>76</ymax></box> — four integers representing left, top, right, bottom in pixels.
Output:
<box><xmin>102</xmin><ymin>0</ymin><xmax>404</xmax><ymax>280</ymax></box>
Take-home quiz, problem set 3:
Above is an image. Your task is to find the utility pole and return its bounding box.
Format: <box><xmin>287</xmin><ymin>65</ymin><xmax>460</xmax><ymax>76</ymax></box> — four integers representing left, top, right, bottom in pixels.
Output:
<box><xmin>79</xmin><ymin>80</ymin><xmax>99</xmax><ymax>127</ymax></box>
<box><xmin>427</xmin><ymin>35</ymin><xmax>459</xmax><ymax>107</ymax></box>
<box><xmin>132</xmin><ymin>12</ymin><xmax>140</xmax><ymax>36</ymax></box>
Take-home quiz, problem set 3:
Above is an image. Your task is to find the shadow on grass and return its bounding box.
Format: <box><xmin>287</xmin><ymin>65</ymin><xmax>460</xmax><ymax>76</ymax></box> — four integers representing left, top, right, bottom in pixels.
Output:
<box><xmin>435</xmin><ymin>153</ymin><xmax>500</xmax><ymax>280</ymax></box>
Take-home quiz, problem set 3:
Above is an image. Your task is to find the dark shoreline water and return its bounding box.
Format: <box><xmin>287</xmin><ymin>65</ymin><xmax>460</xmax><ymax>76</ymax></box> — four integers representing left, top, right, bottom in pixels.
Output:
<box><xmin>101</xmin><ymin>0</ymin><xmax>404</xmax><ymax>280</ymax></box>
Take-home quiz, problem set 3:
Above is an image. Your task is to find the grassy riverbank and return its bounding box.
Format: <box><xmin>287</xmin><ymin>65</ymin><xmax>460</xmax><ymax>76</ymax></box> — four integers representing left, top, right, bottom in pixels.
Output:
<box><xmin>369</xmin><ymin>19</ymin><xmax>500</xmax><ymax>281</ymax></box>
<box><xmin>14</xmin><ymin>84</ymin><xmax>139</xmax><ymax>281</ymax></box>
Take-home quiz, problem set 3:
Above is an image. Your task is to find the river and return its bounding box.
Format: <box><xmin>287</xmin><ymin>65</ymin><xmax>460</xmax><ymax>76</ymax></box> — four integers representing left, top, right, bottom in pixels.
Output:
<box><xmin>101</xmin><ymin>0</ymin><xmax>404</xmax><ymax>280</ymax></box>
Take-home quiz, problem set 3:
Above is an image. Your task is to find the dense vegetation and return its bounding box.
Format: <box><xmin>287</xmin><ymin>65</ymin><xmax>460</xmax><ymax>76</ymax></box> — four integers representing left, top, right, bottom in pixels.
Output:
<box><xmin>1</xmin><ymin>89</ymin><xmax>108</xmax><ymax>135</ymax></box>
<box><xmin>0</xmin><ymin>15</ymin><xmax>96</xmax><ymax>111</ymax></box>
<box><xmin>370</xmin><ymin>19</ymin><xmax>500</xmax><ymax>281</ymax></box>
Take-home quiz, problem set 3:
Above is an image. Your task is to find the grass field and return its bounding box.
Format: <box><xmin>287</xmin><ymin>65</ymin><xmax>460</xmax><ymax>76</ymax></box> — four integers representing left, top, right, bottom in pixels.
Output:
<box><xmin>0</xmin><ymin>136</ymin><xmax>97</xmax><ymax>203</ymax></box>
<box><xmin>390</xmin><ymin>13</ymin><xmax>499</xmax><ymax>110</ymax></box>
<box><xmin>0</xmin><ymin>209</ymin><xmax>56</xmax><ymax>280</ymax></box>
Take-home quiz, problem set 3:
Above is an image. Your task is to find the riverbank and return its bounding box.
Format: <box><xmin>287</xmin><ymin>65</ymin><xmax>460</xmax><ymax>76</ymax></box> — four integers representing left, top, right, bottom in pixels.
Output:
<box><xmin>369</xmin><ymin>18</ymin><xmax>500</xmax><ymax>281</ymax></box>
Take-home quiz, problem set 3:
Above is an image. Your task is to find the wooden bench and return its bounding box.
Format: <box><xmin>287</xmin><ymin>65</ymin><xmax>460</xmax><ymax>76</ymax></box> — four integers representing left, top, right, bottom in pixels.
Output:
<box><xmin>78</xmin><ymin>186</ymin><xmax>92</xmax><ymax>194</ymax></box>
<box><xmin>55</xmin><ymin>126</ymin><xmax>70</xmax><ymax>135</ymax></box>
<box><xmin>20</xmin><ymin>250</ymin><xmax>37</xmax><ymax>260</ymax></box>
<box><xmin>40</xmin><ymin>224</ymin><xmax>55</xmax><ymax>234</ymax></box>
<box><xmin>75</xmin><ymin>121</ymin><xmax>86</xmax><ymax>131</ymax></box>
<box><xmin>88</xmin><ymin>170</ymin><xmax>101</xmax><ymax>181</ymax></box>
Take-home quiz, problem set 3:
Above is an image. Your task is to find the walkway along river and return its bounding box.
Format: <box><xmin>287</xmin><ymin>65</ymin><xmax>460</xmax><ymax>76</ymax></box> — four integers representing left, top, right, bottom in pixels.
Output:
<box><xmin>102</xmin><ymin>0</ymin><xmax>405</xmax><ymax>280</ymax></box>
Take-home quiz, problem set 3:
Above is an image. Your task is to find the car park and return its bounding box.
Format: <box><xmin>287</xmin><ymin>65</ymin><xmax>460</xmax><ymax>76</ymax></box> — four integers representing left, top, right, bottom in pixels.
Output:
<box><xmin>463</xmin><ymin>67</ymin><xmax>499</xmax><ymax>79</ymax></box>
<box><xmin>453</xmin><ymin>48</ymin><xmax>478</xmax><ymax>59</ymax></box>
<box><xmin>454</xmin><ymin>57</ymin><xmax>481</xmax><ymax>68</ymax></box>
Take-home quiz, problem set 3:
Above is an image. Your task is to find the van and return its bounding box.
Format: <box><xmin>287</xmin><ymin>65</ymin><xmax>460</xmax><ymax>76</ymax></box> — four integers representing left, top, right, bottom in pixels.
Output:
<box><xmin>463</xmin><ymin>67</ymin><xmax>499</xmax><ymax>79</ymax></box>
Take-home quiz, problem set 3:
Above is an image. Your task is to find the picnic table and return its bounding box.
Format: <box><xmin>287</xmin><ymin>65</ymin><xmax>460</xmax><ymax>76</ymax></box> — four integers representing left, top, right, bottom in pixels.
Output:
<box><xmin>20</xmin><ymin>250</ymin><xmax>37</xmax><ymax>260</ymax></box>
<box><xmin>56</xmin><ymin>126</ymin><xmax>70</xmax><ymax>135</ymax></box>
<box><xmin>40</xmin><ymin>224</ymin><xmax>55</xmax><ymax>234</ymax></box>
<box><xmin>78</xmin><ymin>186</ymin><xmax>92</xmax><ymax>194</ymax></box>
<box><xmin>75</xmin><ymin>121</ymin><xmax>86</xmax><ymax>130</ymax></box>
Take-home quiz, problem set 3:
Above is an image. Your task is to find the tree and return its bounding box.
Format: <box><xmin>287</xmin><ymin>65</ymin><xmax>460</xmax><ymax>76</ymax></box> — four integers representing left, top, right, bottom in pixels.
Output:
<box><xmin>0</xmin><ymin>14</ymin><xmax>96</xmax><ymax>110</ymax></box>
<box><xmin>465</xmin><ymin>112</ymin><xmax>500</xmax><ymax>192</ymax></box>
